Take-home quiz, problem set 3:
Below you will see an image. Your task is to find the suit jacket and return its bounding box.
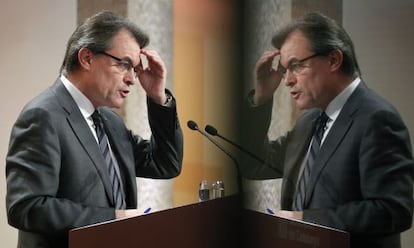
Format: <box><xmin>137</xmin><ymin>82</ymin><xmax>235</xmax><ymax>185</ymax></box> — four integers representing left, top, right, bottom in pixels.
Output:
<box><xmin>241</xmin><ymin>81</ymin><xmax>414</xmax><ymax>248</ymax></box>
<box><xmin>6</xmin><ymin>79</ymin><xmax>183</xmax><ymax>248</ymax></box>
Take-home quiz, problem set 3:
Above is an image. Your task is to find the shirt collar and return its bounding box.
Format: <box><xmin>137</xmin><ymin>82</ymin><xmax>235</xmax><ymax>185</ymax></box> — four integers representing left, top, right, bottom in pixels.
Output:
<box><xmin>325</xmin><ymin>77</ymin><xmax>361</xmax><ymax>121</ymax></box>
<box><xmin>60</xmin><ymin>74</ymin><xmax>95</xmax><ymax>119</ymax></box>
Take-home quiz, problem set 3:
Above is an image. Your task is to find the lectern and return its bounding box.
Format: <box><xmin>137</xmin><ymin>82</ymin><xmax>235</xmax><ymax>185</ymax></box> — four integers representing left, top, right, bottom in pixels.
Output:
<box><xmin>242</xmin><ymin>209</ymin><xmax>350</xmax><ymax>248</ymax></box>
<box><xmin>69</xmin><ymin>195</ymin><xmax>241</xmax><ymax>248</ymax></box>
<box><xmin>69</xmin><ymin>195</ymin><xmax>349</xmax><ymax>248</ymax></box>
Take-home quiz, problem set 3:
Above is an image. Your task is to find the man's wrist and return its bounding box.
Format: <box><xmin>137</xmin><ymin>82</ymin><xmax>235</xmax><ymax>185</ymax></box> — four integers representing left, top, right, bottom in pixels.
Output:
<box><xmin>248</xmin><ymin>89</ymin><xmax>272</xmax><ymax>106</ymax></box>
<box><xmin>163</xmin><ymin>92</ymin><xmax>173</xmax><ymax>106</ymax></box>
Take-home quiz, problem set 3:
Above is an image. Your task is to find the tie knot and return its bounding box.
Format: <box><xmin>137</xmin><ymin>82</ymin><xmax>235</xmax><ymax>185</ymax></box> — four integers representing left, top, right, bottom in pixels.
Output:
<box><xmin>318</xmin><ymin>112</ymin><xmax>329</xmax><ymax>126</ymax></box>
<box><xmin>315</xmin><ymin>111</ymin><xmax>330</xmax><ymax>135</ymax></box>
<box><xmin>91</xmin><ymin>110</ymin><xmax>102</xmax><ymax>127</ymax></box>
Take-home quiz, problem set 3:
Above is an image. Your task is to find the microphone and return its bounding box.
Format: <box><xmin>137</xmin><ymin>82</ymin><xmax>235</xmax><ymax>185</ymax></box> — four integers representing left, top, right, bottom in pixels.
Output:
<box><xmin>187</xmin><ymin>120</ymin><xmax>243</xmax><ymax>195</ymax></box>
<box><xmin>187</xmin><ymin>121</ymin><xmax>237</xmax><ymax>162</ymax></box>
<box><xmin>205</xmin><ymin>124</ymin><xmax>265</xmax><ymax>164</ymax></box>
<box><xmin>204</xmin><ymin>124</ymin><xmax>283</xmax><ymax>176</ymax></box>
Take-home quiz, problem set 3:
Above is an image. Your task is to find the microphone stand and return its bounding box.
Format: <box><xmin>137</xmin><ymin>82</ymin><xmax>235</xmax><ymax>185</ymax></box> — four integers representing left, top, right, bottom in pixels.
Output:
<box><xmin>205</xmin><ymin>124</ymin><xmax>265</xmax><ymax>164</ymax></box>
<box><xmin>187</xmin><ymin>120</ymin><xmax>244</xmax><ymax>201</ymax></box>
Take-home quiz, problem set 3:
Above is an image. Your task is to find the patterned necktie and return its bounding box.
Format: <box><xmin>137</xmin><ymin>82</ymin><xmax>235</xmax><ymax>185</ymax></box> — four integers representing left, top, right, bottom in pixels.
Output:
<box><xmin>293</xmin><ymin>112</ymin><xmax>330</xmax><ymax>210</ymax></box>
<box><xmin>91</xmin><ymin>111</ymin><xmax>125</xmax><ymax>209</ymax></box>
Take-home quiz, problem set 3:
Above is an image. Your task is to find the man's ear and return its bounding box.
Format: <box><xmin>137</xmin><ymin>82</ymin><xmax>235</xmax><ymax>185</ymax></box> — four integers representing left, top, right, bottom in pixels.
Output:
<box><xmin>328</xmin><ymin>49</ymin><xmax>343</xmax><ymax>72</ymax></box>
<box><xmin>78</xmin><ymin>47</ymin><xmax>94</xmax><ymax>71</ymax></box>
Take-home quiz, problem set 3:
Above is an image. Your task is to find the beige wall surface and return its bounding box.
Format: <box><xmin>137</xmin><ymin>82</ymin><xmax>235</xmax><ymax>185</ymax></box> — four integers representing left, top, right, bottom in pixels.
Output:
<box><xmin>1</xmin><ymin>0</ymin><xmax>413</xmax><ymax>247</ymax></box>
<box><xmin>174</xmin><ymin>0</ymin><xmax>241</xmax><ymax>205</ymax></box>
<box><xmin>0</xmin><ymin>0</ymin><xmax>77</xmax><ymax>246</ymax></box>
<box><xmin>343</xmin><ymin>0</ymin><xmax>414</xmax><ymax>247</ymax></box>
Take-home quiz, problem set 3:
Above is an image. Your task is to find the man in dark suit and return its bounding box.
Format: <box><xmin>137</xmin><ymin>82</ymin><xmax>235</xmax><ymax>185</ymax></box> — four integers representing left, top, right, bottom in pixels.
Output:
<box><xmin>241</xmin><ymin>12</ymin><xmax>413</xmax><ymax>247</ymax></box>
<box><xmin>6</xmin><ymin>11</ymin><xmax>183</xmax><ymax>248</ymax></box>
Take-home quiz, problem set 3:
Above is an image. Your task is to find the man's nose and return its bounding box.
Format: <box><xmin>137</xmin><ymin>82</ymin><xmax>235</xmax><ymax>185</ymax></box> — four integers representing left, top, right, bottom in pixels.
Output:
<box><xmin>284</xmin><ymin>70</ymin><xmax>296</xmax><ymax>87</ymax></box>
<box><xmin>124</xmin><ymin>69</ymin><xmax>136</xmax><ymax>85</ymax></box>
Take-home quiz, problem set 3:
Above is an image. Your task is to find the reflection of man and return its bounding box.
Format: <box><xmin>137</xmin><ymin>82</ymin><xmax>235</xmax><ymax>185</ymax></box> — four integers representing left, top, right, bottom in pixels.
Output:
<box><xmin>242</xmin><ymin>12</ymin><xmax>413</xmax><ymax>247</ymax></box>
<box><xmin>6</xmin><ymin>11</ymin><xmax>183</xmax><ymax>248</ymax></box>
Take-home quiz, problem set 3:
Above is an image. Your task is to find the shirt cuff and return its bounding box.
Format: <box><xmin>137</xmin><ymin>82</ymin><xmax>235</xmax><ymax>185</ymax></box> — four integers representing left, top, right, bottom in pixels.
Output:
<box><xmin>163</xmin><ymin>91</ymin><xmax>174</xmax><ymax>107</ymax></box>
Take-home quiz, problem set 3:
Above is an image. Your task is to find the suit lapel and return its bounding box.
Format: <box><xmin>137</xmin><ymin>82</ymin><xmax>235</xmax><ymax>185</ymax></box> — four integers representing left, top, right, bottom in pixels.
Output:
<box><xmin>281</xmin><ymin>110</ymin><xmax>318</xmax><ymax>208</ymax></box>
<box><xmin>284</xmin><ymin>121</ymin><xmax>315</xmax><ymax>183</ymax></box>
<box><xmin>305</xmin><ymin>114</ymin><xmax>354</xmax><ymax>205</ymax></box>
<box><xmin>100</xmin><ymin>110</ymin><xmax>136</xmax><ymax>206</ymax></box>
<box><xmin>99</xmin><ymin>111</ymin><xmax>134</xmax><ymax>175</ymax></box>
<box><xmin>52</xmin><ymin>80</ymin><xmax>115</xmax><ymax>205</ymax></box>
<box><xmin>304</xmin><ymin>82</ymin><xmax>367</xmax><ymax>207</ymax></box>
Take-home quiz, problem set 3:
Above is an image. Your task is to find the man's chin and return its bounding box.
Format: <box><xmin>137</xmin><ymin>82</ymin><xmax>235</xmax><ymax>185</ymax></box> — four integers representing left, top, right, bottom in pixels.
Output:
<box><xmin>108</xmin><ymin>99</ymin><xmax>125</xmax><ymax>109</ymax></box>
<box><xmin>295</xmin><ymin>101</ymin><xmax>307</xmax><ymax>110</ymax></box>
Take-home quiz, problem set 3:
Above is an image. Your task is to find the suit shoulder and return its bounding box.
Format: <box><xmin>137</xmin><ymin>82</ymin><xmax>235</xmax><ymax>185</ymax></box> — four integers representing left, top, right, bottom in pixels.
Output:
<box><xmin>355</xmin><ymin>84</ymin><xmax>399</xmax><ymax>114</ymax></box>
<box><xmin>297</xmin><ymin>108</ymin><xmax>320</xmax><ymax>123</ymax></box>
<box><xmin>14</xmin><ymin>81</ymin><xmax>75</xmax><ymax>129</ymax></box>
<box><xmin>348</xmin><ymin>85</ymin><xmax>408</xmax><ymax>131</ymax></box>
<box><xmin>20</xmin><ymin>81</ymin><xmax>68</xmax><ymax>114</ymax></box>
<box><xmin>98</xmin><ymin>107</ymin><xmax>124</xmax><ymax>123</ymax></box>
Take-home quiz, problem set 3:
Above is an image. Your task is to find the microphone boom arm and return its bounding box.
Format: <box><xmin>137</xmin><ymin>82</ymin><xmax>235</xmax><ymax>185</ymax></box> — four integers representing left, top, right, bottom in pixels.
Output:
<box><xmin>187</xmin><ymin>120</ymin><xmax>244</xmax><ymax>195</ymax></box>
<box><xmin>205</xmin><ymin>124</ymin><xmax>265</xmax><ymax>164</ymax></box>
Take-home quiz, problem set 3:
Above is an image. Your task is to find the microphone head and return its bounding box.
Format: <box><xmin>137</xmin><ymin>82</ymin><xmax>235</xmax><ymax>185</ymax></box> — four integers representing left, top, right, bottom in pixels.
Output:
<box><xmin>205</xmin><ymin>125</ymin><xmax>218</xmax><ymax>136</ymax></box>
<box><xmin>187</xmin><ymin>120</ymin><xmax>199</xmax><ymax>130</ymax></box>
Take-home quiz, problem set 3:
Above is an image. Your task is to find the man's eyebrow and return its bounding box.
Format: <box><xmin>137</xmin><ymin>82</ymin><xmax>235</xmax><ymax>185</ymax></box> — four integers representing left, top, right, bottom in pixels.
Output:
<box><xmin>286</xmin><ymin>57</ymin><xmax>301</xmax><ymax>65</ymax></box>
<box><xmin>120</xmin><ymin>56</ymin><xmax>134</xmax><ymax>65</ymax></box>
<box><xmin>120</xmin><ymin>56</ymin><xmax>142</xmax><ymax>68</ymax></box>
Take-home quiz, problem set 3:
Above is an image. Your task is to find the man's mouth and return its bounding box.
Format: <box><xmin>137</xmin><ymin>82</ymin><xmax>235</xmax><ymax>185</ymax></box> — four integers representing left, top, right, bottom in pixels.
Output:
<box><xmin>290</xmin><ymin>90</ymin><xmax>300</xmax><ymax>100</ymax></box>
<box><xmin>119</xmin><ymin>89</ymin><xmax>130</xmax><ymax>98</ymax></box>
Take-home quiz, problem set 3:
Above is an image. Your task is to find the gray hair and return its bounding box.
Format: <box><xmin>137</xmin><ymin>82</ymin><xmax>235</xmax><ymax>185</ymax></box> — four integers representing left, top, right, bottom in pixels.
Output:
<box><xmin>60</xmin><ymin>11</ymin><xmax>149</xmax><ymax>74</ymax></box>
<box><xmin>272</xmin><ymin>12</ymin><xmax>360</xmax><ymax>76</ymax></box>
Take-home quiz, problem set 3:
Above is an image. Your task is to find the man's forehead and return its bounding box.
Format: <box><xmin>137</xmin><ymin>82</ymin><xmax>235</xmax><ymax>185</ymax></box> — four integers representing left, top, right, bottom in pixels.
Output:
<box><xmin>109</xmin><ymin>31</ymin><xmax>141</xmax><ymax>64</ymax></box>
<box><xmin>279</xmin><ymin>31</ymin><xmax>312</xmax><ymax>62</ymax></box>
